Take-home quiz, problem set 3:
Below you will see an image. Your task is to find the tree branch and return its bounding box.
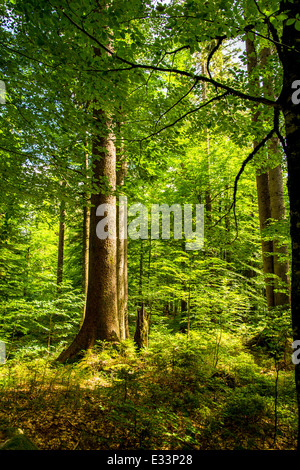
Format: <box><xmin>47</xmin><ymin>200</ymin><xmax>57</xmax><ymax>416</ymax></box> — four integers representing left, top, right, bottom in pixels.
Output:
<box><xmin>140</xmin><ymin>91</ymin><xmax>229</xmax><ymax>142</ymax></box>
<box><xmin>154</xmin><ymin>79</ymin><xmax>199</xmax><ymax>129</ymax></box>
<box><xmin>211</xmin><ymin>112</ymin><xmax>278</xmax><ymax>240</ymax></box>
<box><xmin>57</xmin><ymin>7</ymin><xmax>279</xmax><ymax>109</ymax></box>
<box><xmin>206</xmin><ymin>36</ymin><xmax>226</xmax><ymax>81</ymax></box>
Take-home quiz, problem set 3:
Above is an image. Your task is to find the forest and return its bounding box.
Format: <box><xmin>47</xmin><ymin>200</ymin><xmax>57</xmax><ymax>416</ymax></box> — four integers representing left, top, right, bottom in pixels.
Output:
<box><xmin>0</xmin><ymin>0</ymin><xmax>300</xmax><ymax>455</ymax></box>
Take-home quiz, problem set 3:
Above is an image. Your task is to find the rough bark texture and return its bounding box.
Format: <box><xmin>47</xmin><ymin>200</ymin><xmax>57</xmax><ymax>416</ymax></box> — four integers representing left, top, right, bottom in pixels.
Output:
<box><xmin>57</xmin><ymin>114</ymin><xmax>120</xmax><ymax>362</ymax></box>
<box><xmin>116</xmin><ymin>152</ymin><xmax>128</xmax><ymax>341</ymax></box>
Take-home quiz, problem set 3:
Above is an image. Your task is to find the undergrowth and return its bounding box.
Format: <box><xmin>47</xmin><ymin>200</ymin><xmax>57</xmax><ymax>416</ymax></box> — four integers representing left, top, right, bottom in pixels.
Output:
<box><xmin>0</xmin><ymin>328</ymin><xmax>297</xmax><ymax>450</ymax></box>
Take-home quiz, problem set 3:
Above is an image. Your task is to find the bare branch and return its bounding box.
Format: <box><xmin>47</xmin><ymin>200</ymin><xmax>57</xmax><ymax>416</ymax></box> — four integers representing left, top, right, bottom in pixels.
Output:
<box><xmin>211</xmin><ymin>111</ymin><xmax>279</xmax><ymax>240</ymax></box>
<box><xmin>206</xmin><ymin>36</ymin><xmax>226</xmax><ymax>81</ymax></box>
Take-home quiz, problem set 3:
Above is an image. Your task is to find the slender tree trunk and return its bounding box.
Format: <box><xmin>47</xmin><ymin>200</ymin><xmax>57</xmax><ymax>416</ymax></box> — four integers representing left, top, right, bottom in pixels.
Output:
<box><xmin>268</xmin><ymin>148</ymin><xmax>290</xmax><ymax>307</ymax></box>
<box><xmin>116</xmin><ymin>125</ymin><xmax>128</xmax><ymax>340</ymax></box>
<box><xmin>246</xmin><ymin>36</ymin><xmax>275</xmax><ymax>308</ymax></box>
<box><xmin>256</xmin><ymin>172</ymin><xmax>275</xmax><ymax>307</ymax></box>
<box><xmin>82</xmin><ymin>200</ymin><xmax>90</xmax><ymax>298</ymax></box>
<box><xmin>134</xmin><ymin>302</ymin><xmax>148</xmax><ymax>350</ymax></box>
<box><xmin>81</xmin><ymin>148</ymin><xmax>90</xmax><ymax>324</ymax></box>
<box><xmin>202</xmin><ymin>62</ymin><xmax>212</xmax><ymax>221</ymax></box>
<box><xmin>124</xmin><ymin>227</ymin><xmax>129</xmax><ymax>339</ymax></box>
<box><xmin>134</xmin><ymin>240</ymin><xmax>148</xmax><ymax>349</ymax></box>
<box><xmin>56</xmin><ymin>198</ymin><xmax>65</xmax><ymax>290</ymax></box>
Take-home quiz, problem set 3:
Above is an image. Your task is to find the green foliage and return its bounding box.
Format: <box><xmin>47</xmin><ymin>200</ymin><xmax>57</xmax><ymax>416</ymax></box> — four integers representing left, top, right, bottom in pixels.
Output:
<box><xmin>0</xmin><ymin>289</ymin><xmax>83</xmax><ymax>359</ymax></box>
<box><xmin>0</xmin><ymin>329</ymin><xmax>296</xmax><ymax>450</ymax></box>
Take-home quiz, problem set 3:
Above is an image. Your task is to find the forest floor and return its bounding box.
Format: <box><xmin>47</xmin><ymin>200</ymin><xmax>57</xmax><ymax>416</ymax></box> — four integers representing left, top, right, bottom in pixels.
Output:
<box><xmin>0</xmin><ymin>329</ymin><xmax>297</xmax><ymax>450</ymax></box>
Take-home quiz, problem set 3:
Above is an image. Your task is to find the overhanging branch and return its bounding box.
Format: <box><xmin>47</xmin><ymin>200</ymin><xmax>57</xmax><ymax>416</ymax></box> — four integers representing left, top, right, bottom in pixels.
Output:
<box><xmin>57</xmin><ymin>7</ymin><xmax>279</xmax><ymax>109</ymax></box>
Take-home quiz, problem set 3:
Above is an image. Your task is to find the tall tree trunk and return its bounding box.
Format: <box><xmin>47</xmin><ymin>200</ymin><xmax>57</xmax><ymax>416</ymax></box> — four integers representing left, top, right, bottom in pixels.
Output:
<box><xmin>134</xmin><ymin>302</ymin><xmax>148</xmax><ymax>350</ymax></box>
<box><xmin>260</xmin><ymin>46</ymin><xmax>290</xmax><ymax>308</ymax></box>
<box><xmin>81</xmin><ymin>148</ymin><xmax>90</xmax><ymax>324</ymax></box>
<box><xmin>246</xmin><ymin>36</ymin><xmax>275</xmax><ymax>308</ymax></box>
<box><xmin>268</xmin><ymin>143</ymin><xmax>290</xmax><ymax>307</ymax></box>
<box><xmin>280</xmin><ymin>0</ymin><xmax>300</xmax><ymax>447</ymax></box>
<box><xmin>202</xmin><ymin>62</ymin><xmax>212</xmax><ymax>221</ymax></box>
<box><xmin>57</xmin><ymin>117</ymin><xmax>120</xmax><ymax>362</ymax></box>
<box><xmin>56</xmin><ymin>197</ymin><xmax>65</xmax><ymax>291</ymax></box>
<box><xmin>256</xmin><ymin>172</ymin><xmax>275</xmax><ymax>307</ymax></box>
<box><xmin>134</xmin><ymin>240</ymin><xmax>148</xmax><ymax>349</ymax></box>
<box><xmin>82</xmin><ymin>199</ymin><xmax>90</xmax><ymax>299</ymax></box>
<box><xmin>58</xmin><ymin>119</ymin><xmax>119</xmax><ymax>362</ymax></box>
<box><xmin>57</xmin><ymin>32</ymin><xmax>120</xmax><ymax>362</ymax></box>
<box><xmin>116</xmin><ymin>143</ymin><xmax>128</xmax><ymax>341</ymax></box>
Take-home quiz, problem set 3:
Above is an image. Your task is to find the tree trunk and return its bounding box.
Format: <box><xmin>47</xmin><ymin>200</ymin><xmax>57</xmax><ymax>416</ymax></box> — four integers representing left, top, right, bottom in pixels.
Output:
<box><xmin>81</xmin><ymin>148</ymin><xmax>90</xmax><ymax>324</ymax></box>
<box><xmin>134</xmin><ymin>241</ymin><xmax>149</xmax><ymax>348</ymax></box>
<box><xmin>256</xmin><ymin>171</ymin><xmax>275</xmax><ymax>307</ymax></box>
<box><xmin>57</xmin><ymin>112</ymin><xmax>120</xmax><ymax>362</ymax></box>
<box><xmin>202</xmin><ymin>62</ymin><xmax>212</xmax><ymax>221</ymax></box>
<box><xmin>82</xmin><ymin>199</ymin><xmax>90</xmax><ymax>299</ymax></box>
<box><xmin>134</xmin><ymin>302</ymin><xmax>148</xmax><ymax>350</ymax></box>
<box><xmin>246</xmin><ymin>36</ymin><xmax>275</xmax><ymax>308</ymax></box>
<box><xmin>56</xmin><ymin>197</ymin><xmax>65</xmax><ymax>290</ymax></box>
<box><xmin>259</xmin><ymin>47</ymin><xmax>290</xmax><ymax>308</ymax></box>
<box><xmin>268</xmin><ymin>152</ymin><xmax>290</xmax><ymax>307</ymax></box>
<box><xmin>116</xmin><ymin>125</ymin><xmax>128</xmax><ymax>340</ymax></box>
<box><xmin>280</xmin><ymin>0</ymin><xmax>300</xmax><ymax>447</ymax></box>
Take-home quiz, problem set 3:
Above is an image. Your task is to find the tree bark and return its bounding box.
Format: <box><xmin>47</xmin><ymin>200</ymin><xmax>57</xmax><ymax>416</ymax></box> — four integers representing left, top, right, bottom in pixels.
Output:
<box><xmin>81</xmin><ymin>147</ymin><xmax>90</xmax><ymax>324</ymax></box>
<box><xmin>57</xmin><ymin>112</ymin><xmax>120</xmax><ymax>362</ymax></box>
<box><xmin>134</xmin><ymin>302</ymin><xmax>148</xmax><ymax>350</ymax></box>
<box><xmin>246</xmin><ymin>36</ymin><xmax>275</xmax><ymax>308</ymax></box>
<box><xmin>56</xmin><ymin>197</ymin><xmax>65</xmax><ymax>290</ymax></box>
<box><xmin>116</xmin><ymin>137</ymin><xmax>128</xmax><ymax>340</ymax></box>
<box><xmin>202</xmin><ymin>62</ymin><xmax>212</xmax><ymax>221</ymax></box>
<box><xmin>260</xmin><ymin>47</ymin><xmax>290</xmax><ymax>308</ymax></box>
<box><xmin>268</xmin><ymin>149</ymin><xmax>290</xmax><ymax>307</ymax></box>
<box><xmin>134</xmin><ymin>240</ymin><xmax>149</xmax><ymax>348</ymax></box>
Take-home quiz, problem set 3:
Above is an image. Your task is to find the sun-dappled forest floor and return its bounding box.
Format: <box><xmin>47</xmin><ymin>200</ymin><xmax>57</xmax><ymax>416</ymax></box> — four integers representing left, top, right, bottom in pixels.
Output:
<box><xmin>0</xmin><ymin>329</ymin><xmax>297</xmax><ymax>450</ymax></box>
